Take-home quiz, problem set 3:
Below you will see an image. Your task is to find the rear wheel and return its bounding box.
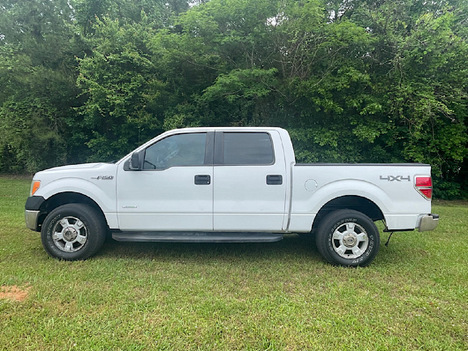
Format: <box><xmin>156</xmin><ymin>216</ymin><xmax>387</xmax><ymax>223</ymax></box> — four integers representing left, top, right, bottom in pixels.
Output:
<box><xmin>315</xmin><ymin>209</ymin><xmax>380</xmax><ymax>267</ymax></box>
<box><xmin>41</xmin><ymin>204</ymin><xmax>106</xmax><ymax>260</ymax></box>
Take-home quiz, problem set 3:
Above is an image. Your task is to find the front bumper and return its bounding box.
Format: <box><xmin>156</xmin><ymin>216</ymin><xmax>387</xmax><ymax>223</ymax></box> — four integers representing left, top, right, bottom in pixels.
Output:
<box><xmin>418</xmin><ymin>214</ymin><xmax>439</xmax><ymax>232</ymax></box>
<box><xmin>25</xmin><ymin>196</ymin><xmax>45</xmax><ymax>232</ymax></box>
<box><xmin>25</xmin><ymin>210</ymin><xmax>40</xmax><ymax>231</ymax></box>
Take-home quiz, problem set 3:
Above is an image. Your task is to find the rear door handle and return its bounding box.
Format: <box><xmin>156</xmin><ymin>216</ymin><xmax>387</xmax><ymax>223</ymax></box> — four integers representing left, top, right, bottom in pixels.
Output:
<box><xmin>266</xmin><ymin>174</ymin><xmax>283</xmax><ymax>185</ymax></box>
<box><xmin>194</xmin><ymin>174</ymin><xmax>211</xmax><ymax>185</ymax></box>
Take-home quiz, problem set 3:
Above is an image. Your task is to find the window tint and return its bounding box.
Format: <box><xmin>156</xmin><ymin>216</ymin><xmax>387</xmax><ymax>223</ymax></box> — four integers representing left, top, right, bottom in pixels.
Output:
<box><xmin>144</xmin><ymin>133</ymin><xmax>206</xmax><ymax>169</ymax></box>
<box><xmin>223</xmin><ymin>132</ymin><xmax>274</xmax><ymax>165</ymax></box>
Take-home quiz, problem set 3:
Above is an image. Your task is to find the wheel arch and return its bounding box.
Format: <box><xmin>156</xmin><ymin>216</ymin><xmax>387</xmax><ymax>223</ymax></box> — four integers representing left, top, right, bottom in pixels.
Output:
<box><xmin>37</xmin><ymin>192</ymin><xmax>108</xmax><ymax>231</ymax></box>
<box><xmin>312</xmin><ymin>195</ymin><xmax>384</xmax><ymax>232</ymax></box>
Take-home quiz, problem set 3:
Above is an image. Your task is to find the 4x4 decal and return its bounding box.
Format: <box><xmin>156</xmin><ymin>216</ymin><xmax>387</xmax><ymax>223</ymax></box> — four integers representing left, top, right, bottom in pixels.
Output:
<box><xmin>380</xmin><ymin>175</ymin><xmax>410</xmax><ymax>182</ymax></box>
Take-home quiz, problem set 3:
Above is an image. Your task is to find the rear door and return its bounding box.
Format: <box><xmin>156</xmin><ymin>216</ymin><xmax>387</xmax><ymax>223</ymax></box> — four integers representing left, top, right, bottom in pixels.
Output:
<box><xmin>213</xmin><ymin>131</ymin><xmax>288</xmax><ymax>231</ymax></box>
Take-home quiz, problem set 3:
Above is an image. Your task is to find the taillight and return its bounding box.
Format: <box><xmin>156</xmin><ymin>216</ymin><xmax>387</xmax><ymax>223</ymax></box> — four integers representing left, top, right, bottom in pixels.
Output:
<box><xmin>415</xmin><ymin>176</ymin><xmax>432</xmax><ymax>200</ymax></box>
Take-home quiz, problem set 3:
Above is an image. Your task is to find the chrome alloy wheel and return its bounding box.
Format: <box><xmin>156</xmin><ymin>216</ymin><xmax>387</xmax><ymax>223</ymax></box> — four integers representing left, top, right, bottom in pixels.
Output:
<box><xmin>52</xmin><ymin>216</ymin><xmax>88</xmax><ymax>252</ymax></box>
<box><xmin>332</xmin><ymin>222</ymin><xmax>369</xmax><ymax>259</ymax></box>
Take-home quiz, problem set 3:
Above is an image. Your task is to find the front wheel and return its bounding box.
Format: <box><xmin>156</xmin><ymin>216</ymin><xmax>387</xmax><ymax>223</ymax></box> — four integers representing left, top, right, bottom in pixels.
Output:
<box><xmin>315</xmin><ymin>210</ymin><xmax>380</xmax><ymax>267</ymax></box>
<box><xmin>41</xmin><ymin>204</ymin><xmax>106</xmax><ymax>260</ymax></box>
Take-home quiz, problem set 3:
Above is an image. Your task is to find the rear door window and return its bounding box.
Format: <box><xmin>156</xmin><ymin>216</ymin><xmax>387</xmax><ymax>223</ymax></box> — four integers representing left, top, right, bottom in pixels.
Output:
<box><xmin>220</xmin><ymin>132</ymin><xmax>274</xmax><ymax>165</ymax></box>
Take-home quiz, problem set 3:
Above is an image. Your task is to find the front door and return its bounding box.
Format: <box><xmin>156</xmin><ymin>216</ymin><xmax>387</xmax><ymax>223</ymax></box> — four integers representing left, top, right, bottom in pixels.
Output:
<box><xmin>117</xmin><ymin>132</ymin><xmax>213</xmax><ymax>231</ymax></box>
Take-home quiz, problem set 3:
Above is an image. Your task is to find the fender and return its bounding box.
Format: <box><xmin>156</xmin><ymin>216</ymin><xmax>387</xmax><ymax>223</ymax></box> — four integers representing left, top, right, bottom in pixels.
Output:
<box><xmin>37</xmin><ymin>177</ymin><xmax>116</xmax><ymax>217</ymax></box>
<box><xmin>289</xmin><ymin>179</ymin><xmax>392</xmax><ymax>232</ymax></box>
<box><xmin>307</xmin><ymin>179</ymin><xmax>391</xmax><ymax>215</ymax></box>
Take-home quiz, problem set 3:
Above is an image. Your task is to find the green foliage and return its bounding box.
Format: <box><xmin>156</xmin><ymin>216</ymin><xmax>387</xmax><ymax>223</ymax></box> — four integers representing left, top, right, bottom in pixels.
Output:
<box><xmin>0</xmin><ymin>0</ymin><xmax>467</xmax><ymax>197</ymax></box>
<box><xmin>77</xmin><ymin>17</ymin><xmax>166</xmax><ymax>161</ymax></box>
<box><xmin>0</xmin><ymin>0</ymin><xmax>85</xmax><ymax>172</ymax></box>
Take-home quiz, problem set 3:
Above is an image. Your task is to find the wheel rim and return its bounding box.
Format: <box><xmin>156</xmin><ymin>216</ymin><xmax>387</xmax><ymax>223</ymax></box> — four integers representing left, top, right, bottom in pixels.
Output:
<box><xmin>52</xmin><ymin>216</ymin><xmax>88</xmax><ymax>252</ymax></box>
<box><xmin>332</xmin><ymin>222</ymin><xmax>369</xmax><ymax>259</ymax></box>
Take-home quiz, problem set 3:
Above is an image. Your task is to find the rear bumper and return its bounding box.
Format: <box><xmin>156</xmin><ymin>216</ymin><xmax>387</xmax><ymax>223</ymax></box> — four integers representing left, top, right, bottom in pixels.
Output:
<box><xmin>418</xmin><ymin>214</ymin><xmax>439</xmax><ymax>232</ymax></box>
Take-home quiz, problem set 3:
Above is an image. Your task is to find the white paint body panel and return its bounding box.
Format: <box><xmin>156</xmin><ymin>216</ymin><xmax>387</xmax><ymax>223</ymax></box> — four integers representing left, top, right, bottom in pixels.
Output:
<box><xmin>290</xmin><ymin>164</ymin><xmax>432</xmax><ymax>232</ymax></box>
<box><xmin>116</xmin><ymin>165</ymin><xmax>213</xmax><ymax>231</ymax></box>
<box><xmin>32</xmin><ymin>163</ymin><xmax>119</xmax><ymax>228</ymax></box>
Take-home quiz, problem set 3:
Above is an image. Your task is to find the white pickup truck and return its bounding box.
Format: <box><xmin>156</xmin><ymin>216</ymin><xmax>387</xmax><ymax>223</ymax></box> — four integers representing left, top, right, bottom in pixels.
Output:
<box><xmin>25</xmin><ymin>127</ymin><xmax>438</xmax><ymax>266</ymax></box>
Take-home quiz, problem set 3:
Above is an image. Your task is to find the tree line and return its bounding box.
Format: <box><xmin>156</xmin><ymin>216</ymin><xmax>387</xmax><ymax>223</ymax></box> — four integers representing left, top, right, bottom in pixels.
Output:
<box><xmin>0</xmin><ymin>0</ymin><xmax>467</xmax><ymax>198</ymax></box>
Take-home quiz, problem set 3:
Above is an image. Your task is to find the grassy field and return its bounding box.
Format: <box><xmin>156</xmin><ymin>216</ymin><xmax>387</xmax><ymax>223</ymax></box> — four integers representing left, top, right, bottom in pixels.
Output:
<box><xmin>0</xmin><ymin>176</ymin><xmax>467</xmax><ymax>350</ymax></box>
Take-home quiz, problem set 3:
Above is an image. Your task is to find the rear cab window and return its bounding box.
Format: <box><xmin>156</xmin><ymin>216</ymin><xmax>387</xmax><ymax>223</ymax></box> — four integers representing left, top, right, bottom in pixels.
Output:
<box><xmin>216</xmin><ymin>132</ymin><xmax>275</xmax><ymax>165</ymax></box>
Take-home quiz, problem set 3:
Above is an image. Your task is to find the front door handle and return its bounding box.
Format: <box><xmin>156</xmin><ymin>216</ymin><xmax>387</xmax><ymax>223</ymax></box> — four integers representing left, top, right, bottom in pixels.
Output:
<box><xmin>266</xmin><ymin>174</ymin><xmax>283</xmax><ymax>185</ymax></box>
<box><xmin>194</xmin><ymin>174</ymin><xmax>211</xmax><ymax>185</ymax></box>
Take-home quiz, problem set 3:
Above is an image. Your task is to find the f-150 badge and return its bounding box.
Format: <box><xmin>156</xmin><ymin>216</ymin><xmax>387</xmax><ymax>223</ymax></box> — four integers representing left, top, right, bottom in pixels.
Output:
<box><xmin>91</xmin><ymin>176</ymin><xmax>114</xmax><ymax>180</ymax></box>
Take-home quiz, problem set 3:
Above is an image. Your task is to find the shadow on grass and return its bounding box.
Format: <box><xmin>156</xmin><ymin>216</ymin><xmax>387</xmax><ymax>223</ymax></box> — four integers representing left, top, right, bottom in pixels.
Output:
<box><xmin>94</xmin><ymin>232</ymin><xmax>406</xmax><ymax>268</ymax></box>
<box><xmin>97</xmin><ymin>234</ymin><xmax>322</xmax><ymax>263</ymax></box>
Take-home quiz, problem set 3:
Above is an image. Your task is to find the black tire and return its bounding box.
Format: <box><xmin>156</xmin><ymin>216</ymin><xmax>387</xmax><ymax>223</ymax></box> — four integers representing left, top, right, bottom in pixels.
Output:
<box><xmin>41</xmin><ymin>203</ymin><xmax>107</xmax><ymax>260</ymax></box>
<box><xmin>315</xmin><ymin>209</ymin><xmax>380</xmax><ymax>267</ymax></box>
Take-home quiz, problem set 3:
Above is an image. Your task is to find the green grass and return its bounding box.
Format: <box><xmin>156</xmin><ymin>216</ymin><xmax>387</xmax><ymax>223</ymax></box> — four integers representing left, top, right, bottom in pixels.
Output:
<box><xmin>0</xmin><ymin>176</ymin><xmax>467</xmax><ymax>350</ymax></box>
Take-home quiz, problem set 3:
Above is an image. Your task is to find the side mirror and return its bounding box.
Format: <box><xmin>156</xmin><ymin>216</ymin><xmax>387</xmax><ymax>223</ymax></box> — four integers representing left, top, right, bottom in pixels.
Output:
<box><xmin>129</xmin><ymin>151</ymin><xmax>144</xmax><ymax>171</ymax></box>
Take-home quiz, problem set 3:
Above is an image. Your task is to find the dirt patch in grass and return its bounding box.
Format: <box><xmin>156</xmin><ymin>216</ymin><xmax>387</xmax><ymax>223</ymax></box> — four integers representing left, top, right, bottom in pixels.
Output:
<box><xmin>0</xmin><ymin>286</ymin><xmax>30</xmax><ymax>302</ymax></box>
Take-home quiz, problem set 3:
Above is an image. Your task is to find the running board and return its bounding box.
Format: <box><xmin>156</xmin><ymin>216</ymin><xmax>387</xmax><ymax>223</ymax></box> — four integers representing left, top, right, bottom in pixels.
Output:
<box><xmin>112</xmin><ymin>231</ymin><xmax>284</xmax><ymax>243</ymax></box>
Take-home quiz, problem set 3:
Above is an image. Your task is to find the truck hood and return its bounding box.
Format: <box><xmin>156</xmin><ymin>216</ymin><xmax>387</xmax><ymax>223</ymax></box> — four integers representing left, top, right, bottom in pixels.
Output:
<box><xmin>42</xmin><ymin>163</ymin><xmax>110</xmax><ymax>172</ymax></box>
<box><xmin>34</xmin><ymin>162</ymin><xmax>118</xmax><ymax>181</ymax></box>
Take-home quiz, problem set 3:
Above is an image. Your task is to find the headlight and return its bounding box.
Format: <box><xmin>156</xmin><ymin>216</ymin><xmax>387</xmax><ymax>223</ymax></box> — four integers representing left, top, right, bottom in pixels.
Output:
<box><xmin>30</xmin><ymin>180</ymin><xmax>41</xmax><ymax>196</ymax></box>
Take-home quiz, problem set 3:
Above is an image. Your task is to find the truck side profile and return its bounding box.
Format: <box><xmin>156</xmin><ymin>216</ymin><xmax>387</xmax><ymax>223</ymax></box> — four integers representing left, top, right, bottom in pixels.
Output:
<box><xmin>25</xmin><ymin>127</ymin><xmax>439</xmax><ymax>266</ymax></box>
